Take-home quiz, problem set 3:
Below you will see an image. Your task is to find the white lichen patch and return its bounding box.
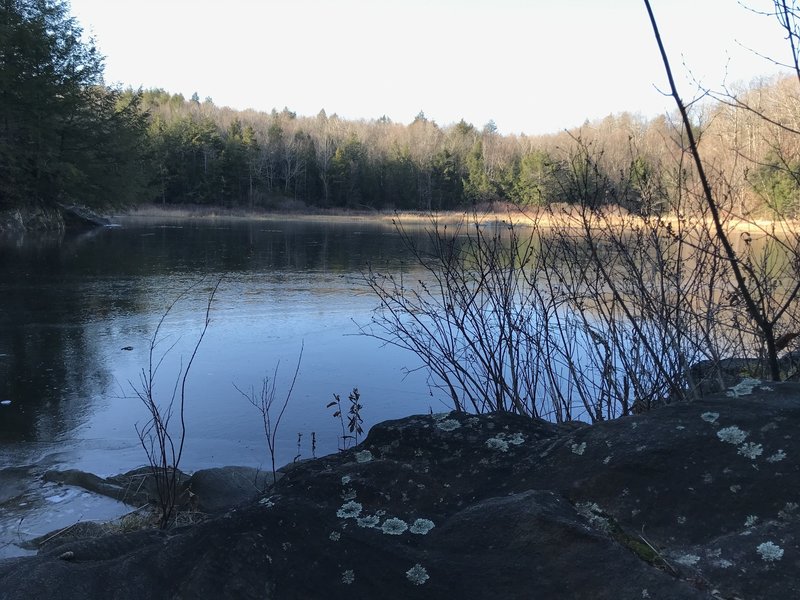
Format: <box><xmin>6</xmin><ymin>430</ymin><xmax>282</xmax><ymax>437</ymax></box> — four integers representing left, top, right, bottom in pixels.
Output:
<box><xmin>258</xmin><ymin>496</ymin><xmax>275</xmax><ymax>508</ymax></box>
<box><xmin>380</xmin><ymin>517</ymin><xmax>408</xmax><ymax>535</ymax></box>
<box><xmin>409</xmin><ymin>518</ymin><xmax>435</xmax><ymax>535</ymax></box>
<box><xmin>329</xmin><ymin>531</ymin><xmax>341</xmax><ymax>541</ymax></box>
<box><xmin>701</xmin><ymin>411</ymin><xmax>720</xmax><ymax>423</ymax></box>
<box><xmin>756</xmin><ymin>541</ymin><xmax>784</xmax><ymax>562</ymax></box>
<box><xmin>485</xmin><ymin>432</ymin><xmax>525</xmax><ymax>452</ymax></box>
<box><xmin>354</xmin><ymin>450</ymin><xmax>373</xmax><ymax>463</ymax></box>
<box><xmin>336</xmin><ymin>500</ymin><xmax>363</xmax><ymax>519</ymax></box>
<box><xmin>675</xmin><ymin>554</ymin><xmax>701</xmax><ymax>567</ymax></box>
<box><xmin>436</xmin><ymin>419</ymin><xmax>461</xmax><ymax>432</ymax></box>
<box><xmin>486</xmin><ymin>437</ymin><xmax>509</xmax><ymax>452</ymax></box>
<box><xmin>603</xmin><ymin>455</ymin><xmax>612</xmax><ymax>465</ymax></box>
<box><xmin>745</xmin><ymin>515</ymin><xmax>759</xmax><ymax>528</ymax></box>
<box><xmin>676</xmin><ymin>516</ymin><xmax>687</xmax><ymax>524</ymax></box>
<box><xmin>405</xmin><ymin>563</ymin><xmax>429</xmax><ymax>585</ymax></box>
<box><xmin>506</xmin><ymin>432</ymin><xmax>525</xmax><ymax>445</ymax></box>
<box><xmin>575</xmin><ymin>502</ymin><xmax>611</xmax><ymax>532</ymax></box>
<box><xmin>356</xmin><ymin>514</ymin><xmax>380</xmax><ymax>529</ymax></box>
<box><xmin>725</xmin><ymin>377</ymin><xmax>761</xmax><ymax>398</ymax></box>
<box><xmin>737</xmin><ymin>442</ymin><xmax>764</xmax><ymax>460</ymax></box>
<box><xmin>711</xmin><ymin>558</ymin><xmax>734</xmax><ymax>569</ymax></box>
<box><xmin>341</xmin><ymin>475</ymin><xmax>351</xmax><ymax>485</ymax></box>
<box><xmin>778</xmin><ymin>502</ymin><xmax>799</xmax><ymax>519</ymax></box>
<box><xmin>571</xmin><ymin>442</ymin><xmax>587</xmax><ymax>456</ymax></box>
<box><xmin>341</xmin><ymin>569</ymin><xmax>355</xmax><ymax>585</ymax></box>
<box><xmin>717</xmin><ymin>426</ymin><xmax>749</xmax><ymax>445</ymax></box>
<box><xmin>431</xmin><ymin>412</ymin><xmax>449</xmax><ymax>421</ymax></box>
<box><xmin>767</xmin><ymin>449</ymin><xmax>787</xmax><ymax>463</ymax></box>
<box><xmin>726</xmin><ymin>377</ymin><xmax>761</xmax><ymax>397</ymax></box>
<box><xmin>730</xmin><ymin>485</ymin><xmax>742</xmax><ymax>493</ymax></box>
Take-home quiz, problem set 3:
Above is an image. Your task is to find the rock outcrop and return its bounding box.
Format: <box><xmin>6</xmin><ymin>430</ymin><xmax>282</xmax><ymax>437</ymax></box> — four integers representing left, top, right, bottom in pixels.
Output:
<box><xmin>1</xmin><ymin>381</ymin><xmax>798</xmax><ymax>599</ymax></box>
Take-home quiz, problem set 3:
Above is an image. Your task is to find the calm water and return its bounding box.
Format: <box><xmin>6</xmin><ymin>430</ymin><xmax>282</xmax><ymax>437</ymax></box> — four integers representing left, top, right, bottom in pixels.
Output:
<box><xmin>0</xmin><ymin>215</ymin><xmax>442</xmax><ymax>554</ymax></box>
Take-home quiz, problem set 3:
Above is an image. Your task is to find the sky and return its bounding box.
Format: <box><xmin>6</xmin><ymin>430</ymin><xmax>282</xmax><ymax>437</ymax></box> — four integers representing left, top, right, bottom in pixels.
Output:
<box><xmin>67</xmin><ymin>0</ymin><xmax>792</xmax><ymax>136</ymax></box>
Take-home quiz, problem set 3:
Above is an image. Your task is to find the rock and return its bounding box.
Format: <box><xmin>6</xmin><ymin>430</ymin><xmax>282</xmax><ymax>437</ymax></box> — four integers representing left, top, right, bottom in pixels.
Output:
<box><xmin>187</xmin><ymin>466</ymin><xmax>272</xmax><ymax>513</ymax></box>
<box><xmin>56</xmin><ymin>203</ymin><xmax>110</xmax><ymax>229</ymax></box>
<box><xmin>0</xmin><ymin>466</ymin><xmax>35</xmax><ymax>504</ymax></box>
<box><xmin>43</xmin><ymin>467</ymin><xmax>160</xmax><ymax>507</ymax></box>
<box><xmin>1</xmin><ymin>381</ymin><xmax>799</xmax><ymax>599</ymax></box>
<box><xmin>40</xmin><ymin>466</ymin><xmax>274</xmax><ymax>516</ymax></box>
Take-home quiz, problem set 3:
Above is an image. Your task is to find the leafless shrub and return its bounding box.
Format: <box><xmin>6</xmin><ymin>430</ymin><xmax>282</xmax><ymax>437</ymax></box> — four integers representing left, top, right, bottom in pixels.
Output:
<box><xmin>235</xmin><ymin>343</ymin><xmax>303</xmax><ymax>485</ymax></box>
<box><xmin>133</xmin><ymin>279</ymin><xmax>220</xmax><ymax>529</ymax></box>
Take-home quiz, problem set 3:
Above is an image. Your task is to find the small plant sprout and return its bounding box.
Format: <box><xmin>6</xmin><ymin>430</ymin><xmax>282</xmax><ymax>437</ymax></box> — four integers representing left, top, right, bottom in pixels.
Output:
<box><xmin>380</xmin><ymin>517</ymin><xmax>408</xmax><ymax>535</ymax></box>
<box><xmin>405</xmin><ymin>563</ymin><xmax>429</xmax><ymax>585</ymax></box>
<box><xmin>341</xmin><ymin>570</ymin><xmax>355</xmax><ymax>585</ymax></box>
<box><xmin>294</xmin><ymin>432</ymin><xmax>303</xmax><ymax>462</ymax></box>
<box><xmin>409</xmin><ymin>518</ymin><xmax>435</xmax><ymax>535</ymax></box>
<box><xmin>327</xmin><ymin>388</ymin><xmax>364</xmax><ymax>450</ymax></box>
<box><xmin>756</xmin><ymin>541</ymin><xmax>784</xmax><ymax>562</ymax></box>
<box><xmin>717</xmin><ymin>426</ymin><xmax>748</xmax><ymax>445</ymax></box>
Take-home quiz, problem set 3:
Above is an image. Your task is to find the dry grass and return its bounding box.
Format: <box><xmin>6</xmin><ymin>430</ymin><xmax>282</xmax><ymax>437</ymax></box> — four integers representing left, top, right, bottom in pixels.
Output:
<box><xmin>113</xmin><ymin>202</ymin><xmax>798</xmax><ymax>233</ymax></box>
<box><xmin>26</xmin><ymin>504</ymin><xmax>209</xmax><ymax>552</ymax></box>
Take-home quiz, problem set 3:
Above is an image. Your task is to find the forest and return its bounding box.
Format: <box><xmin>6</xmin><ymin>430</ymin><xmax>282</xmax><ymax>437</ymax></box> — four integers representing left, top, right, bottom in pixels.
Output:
<box><xmin>2</xmin><ymin>0</ymin><xmax>800</xmax><ymax>218</ymax></box>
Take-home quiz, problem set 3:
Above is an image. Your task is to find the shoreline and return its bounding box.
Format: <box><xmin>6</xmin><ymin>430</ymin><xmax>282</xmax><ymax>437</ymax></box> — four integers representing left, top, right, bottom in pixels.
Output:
<box><xmin>116</xmin><ymin>202</ymin><xmax>794</xmax><ymax>234</ymax></box>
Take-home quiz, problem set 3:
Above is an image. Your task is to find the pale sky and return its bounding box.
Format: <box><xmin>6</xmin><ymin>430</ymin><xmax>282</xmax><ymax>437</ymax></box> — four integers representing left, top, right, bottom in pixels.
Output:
<box><xmin>68</xmin><ymin>0</ymin><xmax>791</xmax><ymax>135</ymax></box>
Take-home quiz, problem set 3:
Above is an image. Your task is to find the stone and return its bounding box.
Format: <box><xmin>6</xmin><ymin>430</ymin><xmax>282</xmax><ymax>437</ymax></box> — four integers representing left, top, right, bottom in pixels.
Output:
<box><xmin>1</xmin><ymin>382</ymin><xmax>799</xmax><ymax>599</ymax></box>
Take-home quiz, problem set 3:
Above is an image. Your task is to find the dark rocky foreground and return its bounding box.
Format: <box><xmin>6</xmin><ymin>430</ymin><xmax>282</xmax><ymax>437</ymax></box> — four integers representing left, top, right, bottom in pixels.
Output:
<box><xmin>1</xmin><ymin>381</ymin><xmax>798</xmax><ymax>599</ymax></box>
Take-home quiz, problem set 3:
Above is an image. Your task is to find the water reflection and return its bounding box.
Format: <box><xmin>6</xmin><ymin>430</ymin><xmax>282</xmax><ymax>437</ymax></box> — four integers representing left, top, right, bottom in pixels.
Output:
<box><xmin>0</xmin><ymin>216</ymin><xmax>437</xmax><ymax>460</ymax></box>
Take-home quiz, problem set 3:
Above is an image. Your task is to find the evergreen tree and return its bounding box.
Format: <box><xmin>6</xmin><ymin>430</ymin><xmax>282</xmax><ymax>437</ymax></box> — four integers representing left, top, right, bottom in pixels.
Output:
<box><xmin>0</xmin><ymin>0</ymin><xmax>148</xmax><ymax>210</ymax></box>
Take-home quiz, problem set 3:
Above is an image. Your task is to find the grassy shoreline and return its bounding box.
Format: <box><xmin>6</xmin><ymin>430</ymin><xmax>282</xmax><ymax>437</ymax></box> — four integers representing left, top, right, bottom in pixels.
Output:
<box><xmin>115</xmin><ymin>202</ymin><xmax>792</xmax><ymax>233</ymax></box>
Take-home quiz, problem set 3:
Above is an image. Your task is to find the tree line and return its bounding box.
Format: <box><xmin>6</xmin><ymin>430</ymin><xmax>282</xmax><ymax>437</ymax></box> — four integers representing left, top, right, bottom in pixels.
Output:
<box><xmin>0</xmin><ymin>0</ymin><xmax>149</xmax><ymax>212</ymax></box>
<box><xmin>3</xmin><ymin>0</ymin><xmax>799</xmax><ymax>218</ymax></box>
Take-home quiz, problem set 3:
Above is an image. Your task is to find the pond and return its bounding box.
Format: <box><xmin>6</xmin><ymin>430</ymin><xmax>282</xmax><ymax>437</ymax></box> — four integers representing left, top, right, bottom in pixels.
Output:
<box><xmin>0</xmin><ymin>215</ymin><xmax>443</xmax><ymax>556</ymax></box>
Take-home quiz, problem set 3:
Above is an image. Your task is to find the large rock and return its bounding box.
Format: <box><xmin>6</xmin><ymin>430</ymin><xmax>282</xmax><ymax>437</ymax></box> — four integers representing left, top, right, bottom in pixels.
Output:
<box><xmin>1</xmin><ymin>381</ymin><xmax>798</xmax><ymax>599</ymax></box>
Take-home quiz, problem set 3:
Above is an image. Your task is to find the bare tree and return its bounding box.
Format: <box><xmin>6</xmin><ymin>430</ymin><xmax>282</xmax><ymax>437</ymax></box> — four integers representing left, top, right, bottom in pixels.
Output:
<box><xmin>134</xmin><ymin>279</ymin><xmax>220</xmax><ymax>529</ymax></box>
<box><xmin>644</xmin><ymin>0</ymin><xmax>800</xmax><ymax>382</ymax></box>
<box><xmin>235</xmin><ymin>343</ymin><xmax>303</xmax><ymax>486</ymax></box>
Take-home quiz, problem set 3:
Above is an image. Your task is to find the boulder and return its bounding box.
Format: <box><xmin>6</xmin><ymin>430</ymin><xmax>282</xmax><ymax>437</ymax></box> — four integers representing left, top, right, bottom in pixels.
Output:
<box><xmin>1</xmin><ymin>381</ymin><xmax>798</xmax><ymax>599</ymax></box>
<box><xmin>187</xmin><ymin>466</ymin><xmax>272</xmax><ymax>513</ymax></box>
